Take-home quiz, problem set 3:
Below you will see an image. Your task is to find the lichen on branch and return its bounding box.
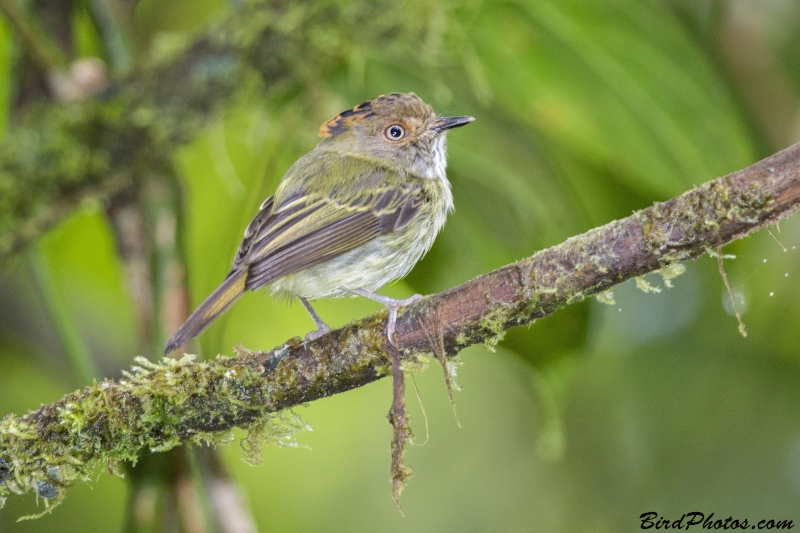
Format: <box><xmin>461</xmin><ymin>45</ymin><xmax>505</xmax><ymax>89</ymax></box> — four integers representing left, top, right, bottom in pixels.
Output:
<box><xmin>0</xmin><ymin>350</ymin><xmax>308</xmax><ymax>512</ymax></box>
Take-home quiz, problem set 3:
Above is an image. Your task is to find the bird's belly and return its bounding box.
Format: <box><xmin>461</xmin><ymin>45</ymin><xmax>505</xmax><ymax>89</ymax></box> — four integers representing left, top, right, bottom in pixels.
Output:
<box><xmin>268</xmin><ymin>214</ymin><xmax>442</xmax><ymax>300</ymax></box>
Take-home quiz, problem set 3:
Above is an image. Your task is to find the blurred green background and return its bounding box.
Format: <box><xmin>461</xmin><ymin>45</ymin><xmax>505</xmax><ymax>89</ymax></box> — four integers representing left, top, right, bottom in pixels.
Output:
<box><xmin>2</xmin><ymin>0</ymin><xmax>800</xmax><ymax>531</ymax></box>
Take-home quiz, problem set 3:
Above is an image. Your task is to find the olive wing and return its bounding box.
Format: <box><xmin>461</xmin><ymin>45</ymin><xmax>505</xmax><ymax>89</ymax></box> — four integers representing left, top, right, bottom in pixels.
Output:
<box><xmin>232</xmin><ymin>175</ymin><xmax>425</xmax><ymax>290</ymax></box>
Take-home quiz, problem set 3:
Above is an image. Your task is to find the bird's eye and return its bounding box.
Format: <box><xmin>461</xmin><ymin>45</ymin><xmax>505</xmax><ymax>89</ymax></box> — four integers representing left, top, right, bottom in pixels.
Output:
<box><xmin>385</xmin><ymin>124</ymin><xmax>405</xmax><ymax>140</ymax></box>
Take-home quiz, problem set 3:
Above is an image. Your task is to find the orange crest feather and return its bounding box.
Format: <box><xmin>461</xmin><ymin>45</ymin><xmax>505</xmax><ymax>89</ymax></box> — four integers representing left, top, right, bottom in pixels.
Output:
<box><xmin>319</xmin><ymin>93</ymin><xmax>425</xmax><ymax>138</ymax></box>
<box><xmin>319</xmin><ymin>100</ymin><xmax>375</xmax><ymax>137</ymax></box>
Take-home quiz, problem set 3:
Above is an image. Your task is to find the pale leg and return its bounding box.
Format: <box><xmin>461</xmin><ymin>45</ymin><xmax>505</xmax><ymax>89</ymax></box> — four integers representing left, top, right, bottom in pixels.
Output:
<box><xmin>348</xmin><ymin>288</ymin><xmax>423</xmax><ymax>345</ymax></box>
<box><xmin>299</xmin><ymin>297</ymin><xmax>330</xmax><ymax>345</ymax></box>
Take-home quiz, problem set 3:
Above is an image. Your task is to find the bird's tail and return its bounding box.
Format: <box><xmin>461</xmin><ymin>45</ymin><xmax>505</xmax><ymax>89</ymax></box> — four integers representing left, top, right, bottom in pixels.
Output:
<box><xmin>164</xmin><ymin>269</ymin><xmax>247</xmax><ymax>354</ymax></box>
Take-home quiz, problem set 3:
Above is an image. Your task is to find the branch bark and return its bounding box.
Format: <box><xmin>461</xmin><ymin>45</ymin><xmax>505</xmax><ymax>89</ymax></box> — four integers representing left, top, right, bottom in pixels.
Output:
<box><xmin>2</xmin><ymin>140</ymin><xmax>799</xmax><ymax>509</ymax></box>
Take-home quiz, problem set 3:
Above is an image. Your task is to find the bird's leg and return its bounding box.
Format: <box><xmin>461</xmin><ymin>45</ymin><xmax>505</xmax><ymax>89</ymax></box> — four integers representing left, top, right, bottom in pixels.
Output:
<box><xmin>299</xmin><ymin>297</ymin><xmax>330</xmax><ymax>346</ymax></box>
<box><xmin>348</xmin><ymin>289</ymin><xmax>423</xmax><ymax>346</ymax></box>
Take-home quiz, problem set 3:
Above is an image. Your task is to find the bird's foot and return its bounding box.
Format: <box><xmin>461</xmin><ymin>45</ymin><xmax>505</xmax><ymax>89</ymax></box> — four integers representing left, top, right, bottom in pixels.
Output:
<box><xmin>299</xmin><ymin>297</ymin><xmax>331</xmax><ymax>348</ymax></box>
<box><xmin>303</xmin><ymin>323</ymin><xmax>330</xmax><ymax>349</ymax></box>
<box><xmin>348</xmin><ymin>289</ymin><xmax>423</xmax><ymax>346</ymax></box>
<box><xmin>385</xmin><ymin>294</ymin><xmax>423</xmax><ymax>346</ymax></box>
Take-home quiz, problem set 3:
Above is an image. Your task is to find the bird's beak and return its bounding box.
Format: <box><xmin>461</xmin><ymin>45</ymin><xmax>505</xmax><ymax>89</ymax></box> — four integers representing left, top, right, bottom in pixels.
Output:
<box><xmin>433</xmin><ymin>115</ymin><xmax>475</xmax><ymax>132</ymax></box>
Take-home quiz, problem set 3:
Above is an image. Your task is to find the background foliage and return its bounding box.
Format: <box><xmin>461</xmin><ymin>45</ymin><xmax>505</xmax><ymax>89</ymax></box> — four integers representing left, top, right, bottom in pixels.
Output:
<box><xmin>1</xmin><ymin>0</ymin><xmax>800</xmax><ymax>531</ymax></box>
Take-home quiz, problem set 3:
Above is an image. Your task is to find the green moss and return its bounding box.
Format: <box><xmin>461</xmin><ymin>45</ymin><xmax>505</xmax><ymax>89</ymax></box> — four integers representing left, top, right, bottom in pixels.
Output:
<box><xmin>479</xmin><ymin>306</ymin><xmax>510</xmax><ymax>353</ymax></box>
<box><xmin>445</xmin><ymin>355</ymin><xmax>464</xmax><ymax>392</ymax></box>
<box><xmin>635</xmin><ymin>275</ymin><xmax>662</xmax><ymax>294</ymax></box>
<box><xmin>642</xmin><ymin>176</ymin><xmax>775</xmax><ymax>258</ymax></box>
<box><xmin>241</xmin><ymin>410</ymin><xmax>311</xmax><ymax>466</ymax></box>
<box><xmin>657</xmin><ymin>262</ymin><xmax>685</xmax><ymax>288</ymax></box>
<box><xmin>0</xmin><ymin>351</ymin><xmax>312</xmax><ymax>508</ymax></box>
<box><xmin>399</xmin><ymin>353</ymin><xmax>433</xmax><ymax>374</ymax></box>
<box><xmin>595</xmin><ymin>290</ymin><xmax>616</xmax><ymax>305</ymax></box>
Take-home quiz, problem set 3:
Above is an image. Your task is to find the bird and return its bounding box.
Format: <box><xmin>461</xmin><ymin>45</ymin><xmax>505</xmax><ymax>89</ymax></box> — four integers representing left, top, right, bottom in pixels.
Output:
<box><xmin>164</xmin><ymin>92</ymin><xmax>473</xmax><ymax>354</ymax></box>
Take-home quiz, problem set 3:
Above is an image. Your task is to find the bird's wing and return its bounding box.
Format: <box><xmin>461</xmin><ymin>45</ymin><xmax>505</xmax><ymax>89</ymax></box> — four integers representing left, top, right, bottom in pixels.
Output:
<box><xmin>232</xmin><ymin>168</ymin><xmax>425</xmax><ymax>290</ymax></box>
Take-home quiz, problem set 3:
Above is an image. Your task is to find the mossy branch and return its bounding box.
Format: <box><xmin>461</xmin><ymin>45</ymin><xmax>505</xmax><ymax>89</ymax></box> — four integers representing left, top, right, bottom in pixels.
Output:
<box><xmin>2</xmin><ymin>141</ymin><xmax>800</xmax><ymax>509</ymax></box>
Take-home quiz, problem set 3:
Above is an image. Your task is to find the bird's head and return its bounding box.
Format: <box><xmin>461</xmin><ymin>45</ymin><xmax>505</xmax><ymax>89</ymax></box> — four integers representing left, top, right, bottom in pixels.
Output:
<box><xmin>319</xmin><ymin>92</ymin><xmax>474</xmax><ymax>178</ymax></box>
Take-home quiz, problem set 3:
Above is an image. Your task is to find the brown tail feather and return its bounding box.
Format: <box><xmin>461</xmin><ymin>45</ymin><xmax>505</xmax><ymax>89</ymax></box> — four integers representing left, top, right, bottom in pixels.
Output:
<box><xmin>164</xmin><ymin>269</ymin><xmax>248</xmax><ymax>353</ymax></box>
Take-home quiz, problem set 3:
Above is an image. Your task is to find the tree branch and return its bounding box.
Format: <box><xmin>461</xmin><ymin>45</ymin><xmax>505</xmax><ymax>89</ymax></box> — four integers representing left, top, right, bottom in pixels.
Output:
<box><xmin>2</xmin><ymin>141</ymin><xmax>799</xmax><ymax>509</ymax></box>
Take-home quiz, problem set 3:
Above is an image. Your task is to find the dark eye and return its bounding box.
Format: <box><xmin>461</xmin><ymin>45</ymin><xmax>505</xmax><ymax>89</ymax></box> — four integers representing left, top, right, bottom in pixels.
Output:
<box><xmin>385</xmin><ymin>124</ymin><xmax>405</xmax><ymax>140</ymax></box>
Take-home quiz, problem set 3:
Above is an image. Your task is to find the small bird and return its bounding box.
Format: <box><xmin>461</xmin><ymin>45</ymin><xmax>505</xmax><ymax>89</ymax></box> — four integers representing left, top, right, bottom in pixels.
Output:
<box><xmin>164</xmin><ymin>92</ymin><xmax>473</xmax><ymax>354</ymax></box>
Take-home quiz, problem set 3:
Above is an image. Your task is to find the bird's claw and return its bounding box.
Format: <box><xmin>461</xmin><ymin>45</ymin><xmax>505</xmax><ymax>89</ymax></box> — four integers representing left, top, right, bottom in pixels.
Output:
<box><xmin>385</xmin><ymin>294</ymin><xmax>423</xmax><ymax>346</ymax></box>
<box><xmin>303</xmin><ymin>324</ymin><xmax>330</xmax><ymax>349</ymax></box>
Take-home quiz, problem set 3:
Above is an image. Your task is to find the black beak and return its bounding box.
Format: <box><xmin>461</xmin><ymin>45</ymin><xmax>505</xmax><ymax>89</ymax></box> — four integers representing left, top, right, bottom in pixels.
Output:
<box><xmin>433</xmin><ymin>115</ymin><xmax>475</xmax><ymax>132</ymax></box>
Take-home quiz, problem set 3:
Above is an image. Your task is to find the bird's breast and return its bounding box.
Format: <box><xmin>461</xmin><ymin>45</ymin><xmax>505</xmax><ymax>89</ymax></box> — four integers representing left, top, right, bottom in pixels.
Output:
<box><xmin>269</xmin><ymin>177</ymin><xmax>451</xmax><ymax>300</ymax></box>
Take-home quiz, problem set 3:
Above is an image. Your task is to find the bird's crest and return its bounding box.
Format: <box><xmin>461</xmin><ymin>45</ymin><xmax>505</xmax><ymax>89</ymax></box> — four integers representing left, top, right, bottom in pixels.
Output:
<box><xmin>319</xmin><ymin>93</ymin><xmax>428</xmax><ymax>137</ymax></box>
